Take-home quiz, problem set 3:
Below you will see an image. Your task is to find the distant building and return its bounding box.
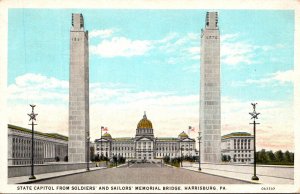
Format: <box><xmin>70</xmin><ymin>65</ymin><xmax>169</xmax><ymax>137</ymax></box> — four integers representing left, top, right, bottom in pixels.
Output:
<box><xmin>8</xmin><ymin>124</ymin><xmax>68</xmax><ymax>165</ymax></box>
<box><xmin>221</xmin><ymin>132</ymin><xmax>254</xmax><ymax>163</ymax></box>
<box><xmin>94</xmin><ymin>113</ymin><xmax>196</xmax><ymax>161</ymax></box>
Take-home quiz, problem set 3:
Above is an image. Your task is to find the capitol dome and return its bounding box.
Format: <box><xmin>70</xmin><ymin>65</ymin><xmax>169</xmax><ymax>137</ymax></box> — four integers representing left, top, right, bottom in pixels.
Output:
<box><xmin>137</xmin><ymin>112</ymin><xmax>153</xmax><ymax>129</ymax></box>
<box><xmin>102</xmin><ymin>132</ymin><xmax>112</xmax><ymax>139</ymax></box>
<box><xmin>178</xmin><ymin>131</ymin><xmax>189</xmax><ymax>139</ymax></box>
<box><xmin>136</xmin><ymin>112</ymin><xmax>154</xmax><ymax>138</ymax></box>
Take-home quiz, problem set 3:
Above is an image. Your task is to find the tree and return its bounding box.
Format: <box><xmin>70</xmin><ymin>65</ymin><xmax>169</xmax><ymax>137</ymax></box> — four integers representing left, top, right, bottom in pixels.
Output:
<box><xmin>290</xmin><ymin>152</ymin><xmax>294</xmax><ymax>163</ymax></box>
<box><xmin>284</xmin><ymin>151</ymin><xmax>292</xmax><ymax>163</ymax></box>
<box><xmin>258</xmin><ymin>149</ymin><xmax>268</xmax><ymax>163</ymax></box>
<box><xmin>275</xmin><ymin>150</ymin><xmax>284</xmax><ymax>162</ymax></box>
<box><xmin>118</xmin><ymin>156</ymin><xmax>126</xmax><ymax>163</ymax></box>
<box><xmin>266</xmin><ymin>150</ymin><xmax>276</xmax><ymax>162</ymax></box>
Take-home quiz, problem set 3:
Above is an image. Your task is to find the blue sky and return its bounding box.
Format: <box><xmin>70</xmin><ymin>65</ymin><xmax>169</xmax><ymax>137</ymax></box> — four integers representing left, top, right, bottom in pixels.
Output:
<box><xmin>7</xmin><ymin>9</ymin><xmax>295</xmax><ymax>151</ymax></box>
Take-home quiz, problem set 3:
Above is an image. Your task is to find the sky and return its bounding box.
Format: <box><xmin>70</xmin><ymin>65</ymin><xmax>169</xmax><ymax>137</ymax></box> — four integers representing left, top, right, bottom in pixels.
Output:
<box><xmin>7</xmin><ymin>9</ymin><xmax>294</xmax><ymax>151</ymax></box>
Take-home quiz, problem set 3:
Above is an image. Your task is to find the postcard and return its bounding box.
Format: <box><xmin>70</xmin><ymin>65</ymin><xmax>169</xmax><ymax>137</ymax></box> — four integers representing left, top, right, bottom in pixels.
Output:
<box><xmin>0</xmin><ymin>0</ymin><xmax>299</xmax><ymax>193</ymax></box>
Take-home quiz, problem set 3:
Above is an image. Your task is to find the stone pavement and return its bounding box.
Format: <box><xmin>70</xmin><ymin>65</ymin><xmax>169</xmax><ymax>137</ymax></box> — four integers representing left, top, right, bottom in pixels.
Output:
<box><xmin>8</xmin><ymin>163</ymin><xmax>131</xmax><ymax>184</ymax></box>
<box><xmin>7</xmin><ymin>167</ymin><xmax>106</xmax><ymax>184</ymax></box>
<box><xmin>8</xmin><ymin>162</ymin><xmax>293</xmax><ymax>184</ymax></box>
<box><xmin>26</xmin><ymin>163</ymin><xmax>250</xmax><ymax>184</ymax></box>
<box><xmin>181</xmin><ymin>162</ymin><xmax>294</xmax><ymax>184</ymax></box>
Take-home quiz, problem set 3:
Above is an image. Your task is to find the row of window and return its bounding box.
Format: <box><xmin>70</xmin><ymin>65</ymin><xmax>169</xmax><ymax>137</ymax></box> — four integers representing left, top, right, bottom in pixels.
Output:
<box><xmin>97</xmin><ymin>145</ymin><xmax>194</xmax><ymax>151</ymax></box>
<box><xmin>235</xmin><ymin>150</ymin><xmax>251</xmax><ymax>153</ymax></box>
<box><xmin>72</xmin><ymin>37</ymin><xmax>81</xmax><ymax>41</ymax></box>
<box><xmin>102</xmin><ymin>147</ymin><xmax>194</xmax><ymax>151</ymax></box>
<box><xmin>234</xmin><ymin>144</ymin><xmax>251</xmax><ymax>149</ymax></box>
<box><xmin>234</xmin><ymin>154</ymin><xmax>252</xmax><ymax>158</ymax></box>
<box><xmin>237</xmin><ymin>159</ymin><xmax>251</xmax><ymax>162</ymax></box>
<box><xmin>112</xmin><ymin>147</ymin><xmax>134</xmax><ymax>151</ymax></box>
<box><xmin>234</xmin><ymin>139</ymin><xmax>251</xmax><ymax>143</ymax></box>
<box><xmin>12</xmin><ymin>139</ymin><xmax>44</xmax><ymax>158</ymax></box>
<box><xmin>12</xmin><ymin>160</ymin><xmax>44</xmax><ymax>165</ymax></box>
<box><xmin>137</xmin><ymin>129</ymin><xmax>153</xmax><ymax>133</ymax></box>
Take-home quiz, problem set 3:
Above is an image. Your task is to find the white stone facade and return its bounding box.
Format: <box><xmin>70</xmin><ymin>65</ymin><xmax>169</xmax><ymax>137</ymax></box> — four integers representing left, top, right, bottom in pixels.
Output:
<box><xmin>200</xmin><ymin>12</ymin><xmax>221</xmax><ymax>163</ymax></box>
<box><xmin>93</xmin><ymin>114</ymin><xmax>196</xmax><ymax>161</ymax></box>
<box><xmin>8</xmin><ymin>124</ymin><xmax>68</xmax><ymax>166</ymax></box>
<box><xmin>221</xmin><ymin>132</ymin><xmax>254</xmax><ymax>163</ymax></box>
<box><xmin>94</xmin><ymin>137</ymin><xmax>196</xmax><ymax>161</ymax></box>
<box><xmin>69</xmin><ymin>13</ymin><xmax>90</xmax><ymax>163</ymax></box>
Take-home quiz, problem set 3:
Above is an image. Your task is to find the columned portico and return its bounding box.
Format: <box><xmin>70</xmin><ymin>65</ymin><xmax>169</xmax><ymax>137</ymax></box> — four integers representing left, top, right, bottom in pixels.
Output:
<box><xmin>135</xmin><ymin>137</ymin><xmax>154</xmax><ymax>160</ymax></box>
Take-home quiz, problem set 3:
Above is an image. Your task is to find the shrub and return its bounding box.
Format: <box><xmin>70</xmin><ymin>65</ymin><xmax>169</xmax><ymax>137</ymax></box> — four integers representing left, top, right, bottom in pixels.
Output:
<box><xmin>163</xmin><ymin>156</ymin><xmax>170</xmax><ymax>163</ymax></box>
<box><xmin>64</xmin><ymin>156</ymin><xmax>68</xmax><ymax>162</ymax></box>
<box><xmin>55</xmin><ymin>156</ymin><xmax>60</xmax><ymax>162</ymax></box>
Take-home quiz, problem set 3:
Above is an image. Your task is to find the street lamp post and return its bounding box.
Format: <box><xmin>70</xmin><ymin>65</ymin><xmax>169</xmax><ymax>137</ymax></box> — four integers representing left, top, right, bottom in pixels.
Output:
<box><xmin>198</xmin><ymin>131</ymin><xmax>202</xmax><ymax>171</ymax></box>
<box><xmin>116</xmin><ymin>154</ymin><xmax>118</xmax><ymax>167</ymax></box>
<box><xmin>249</xmin><ymin>103</ymin><xmax>260</xmax><ymax>181</ymax></box>
<box><xmin>180</xmin><ymin>146</ymin><xmax>183</xmax><ymax>167</ymax></box>
<box><xmin>100</xmin><ymin>126</ymin><xmax>103</xmax><ymax>161</ymax></box>
<box><xmin>105</xmin><ymin>151</ymin><xmax>108</xmax><ymax>166</ymax></box>
<box><xmin>86</xmin><ymin>136</ymin><xmax>90</xmax><ymax>171</ymax></box>
<box><xmin>28</xmin><ymin>104</ymin><xmax>38</xmax><ymax>180</ymax></box>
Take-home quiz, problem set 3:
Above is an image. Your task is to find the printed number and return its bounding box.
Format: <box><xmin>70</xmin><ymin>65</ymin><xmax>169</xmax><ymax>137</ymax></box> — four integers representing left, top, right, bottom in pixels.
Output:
<box><xmin>261</xmin><ymin>187</ymin><xmax>275</xmax><ymax>190</ymax></box>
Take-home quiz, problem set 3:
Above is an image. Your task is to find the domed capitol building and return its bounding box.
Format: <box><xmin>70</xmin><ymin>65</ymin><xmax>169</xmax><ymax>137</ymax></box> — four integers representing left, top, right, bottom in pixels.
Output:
<box><xmin>94</xmin><ymin>112</ymin><xmax>196</xmax><ymax>161</ymax></box>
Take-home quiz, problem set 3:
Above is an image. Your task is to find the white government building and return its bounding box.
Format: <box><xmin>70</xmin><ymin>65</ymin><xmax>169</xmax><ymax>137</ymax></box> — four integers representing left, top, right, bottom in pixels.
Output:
<box><xmin>221</xmin><ymin>132</ymin><xmax>254</xmax><ymax>163</ymax></box>
<box><xmin>7</xmin><ymin>116</ymin><xmax>254</xmax><ymax>165</ymax></box>
<box><xmin>94</xmin><ymin>113</ymin><xmax>196</xmax><ymax>161</ymax></box>
<box><xmin>8</xmin><ymin>124</ymin><xmax>68</xmax><ymax>166</ymax></box>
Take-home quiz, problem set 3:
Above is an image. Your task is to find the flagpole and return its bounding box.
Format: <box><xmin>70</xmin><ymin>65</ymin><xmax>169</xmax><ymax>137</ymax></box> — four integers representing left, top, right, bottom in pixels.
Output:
<box><xmin>101</xmin><ymin>126</ymin><xmax>103</xmax><ymax>160</ymax></box>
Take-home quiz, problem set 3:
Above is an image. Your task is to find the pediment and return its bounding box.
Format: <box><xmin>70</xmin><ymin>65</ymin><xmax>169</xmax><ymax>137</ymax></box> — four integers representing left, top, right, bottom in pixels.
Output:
<box><xmin>181</xmin><ymin>138</ymin><xmax>195</xmax><ymax>142</ymax></box>
<box><xmin>136</xmin><ymin>136</ymin><xmax>153</xmax><ymax>141</ymax></box>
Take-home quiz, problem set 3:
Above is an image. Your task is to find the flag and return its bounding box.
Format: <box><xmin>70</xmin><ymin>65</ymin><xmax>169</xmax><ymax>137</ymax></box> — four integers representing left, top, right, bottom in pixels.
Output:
<box><xmin>188</xmin><ymin>126</ymin><xmax>195</xmax><ymax>135</ymax></box>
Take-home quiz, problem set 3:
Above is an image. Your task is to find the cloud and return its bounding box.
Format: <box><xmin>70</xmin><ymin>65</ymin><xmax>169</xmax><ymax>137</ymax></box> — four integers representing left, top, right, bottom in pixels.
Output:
<box><xmin>220</xmin><ymin>33</ymin><xmax>239</xmax><ymax>42</ymax></box>
<box><xmin>270</xmin><ymin>70</ymin><xmax>294</xmax><ymax>84</ymax></box>
<box><xmin>155</xmin><ymin>33</ymin><xmax>200</xmax><ymax>66</ymax></box>
<box><xmin>7</xmin><ymin>73</ymin><xmax>199</xmax><ymax>141</ymax></box>
<box><xmin>8</xmin><ymin>73</ymin><xmax>68</xmax><ymax>103</ymax></box>
<box><xmin>221</xmin><ymin>40</ymin><xmax>256</xmax><ymax>66</ymax></box>
<box><xmin>89</xmin><ymin>32</ymin><xmax>199</xmax><ymax>60</ymax></box>
<box><xmin>89</xmin><ymin>29</ymin><xmax>116</xmax><ymax>38</ymax></box>
<box><xmin>232</xmin><ymin>70</ymin><xmax>294</xmax><ymax>87</ymax></box>
<box><xmin>220</xmin><ymin>33</ymin><xmax>287</xmax><ymax>67</ymax></box>
<box><xmin>8</xmin><ymin>73</ymin><xmax>294</xmax><ymax>151</ymax></box>
<box><xmin>182</xmin><ymin>63</ymin><xmax>199</xmax><ymax>73</ymax></box>
<box><xmin>90</xmin><ymin>37</ymin><xmax>152</xmax><ymax>57</ymax></box>
<box><xmin>156</xmin><ymin>32</ymin><xmax>178</xmax><ymax>44</ymax></box>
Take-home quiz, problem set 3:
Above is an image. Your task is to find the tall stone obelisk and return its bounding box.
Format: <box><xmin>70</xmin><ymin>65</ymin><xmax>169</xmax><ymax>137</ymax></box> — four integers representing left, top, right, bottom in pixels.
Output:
<box><xmin>69</xmin><ymin>13</ymin><xmax>89</xmax><ymax>163</ymax></box>
<box><xmin>200</xmin><ymin>12</ymin><xmax>221</xmax><ymax>163</ymax></box>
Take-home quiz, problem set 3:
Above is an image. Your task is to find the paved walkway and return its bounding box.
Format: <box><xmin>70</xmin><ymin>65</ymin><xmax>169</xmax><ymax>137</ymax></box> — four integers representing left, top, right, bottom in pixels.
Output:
<box><xmin>7</xmin><ymin>167</ymin><xmax>107</xmax><ymax>184</ymax></box>
<box><xmin>8</xmin><ymin>162</ymin><xmax>292</xmax><ymax>184</ymax></box>
<box><xmin>181</xmin><ymin>163</ymin><xmax>294</xmax><ymax>184</ymax></box>
<box><xmin>26</xmin><ymin>163</ymin><xmax>251</xmax><ymax>184</ymax></box>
